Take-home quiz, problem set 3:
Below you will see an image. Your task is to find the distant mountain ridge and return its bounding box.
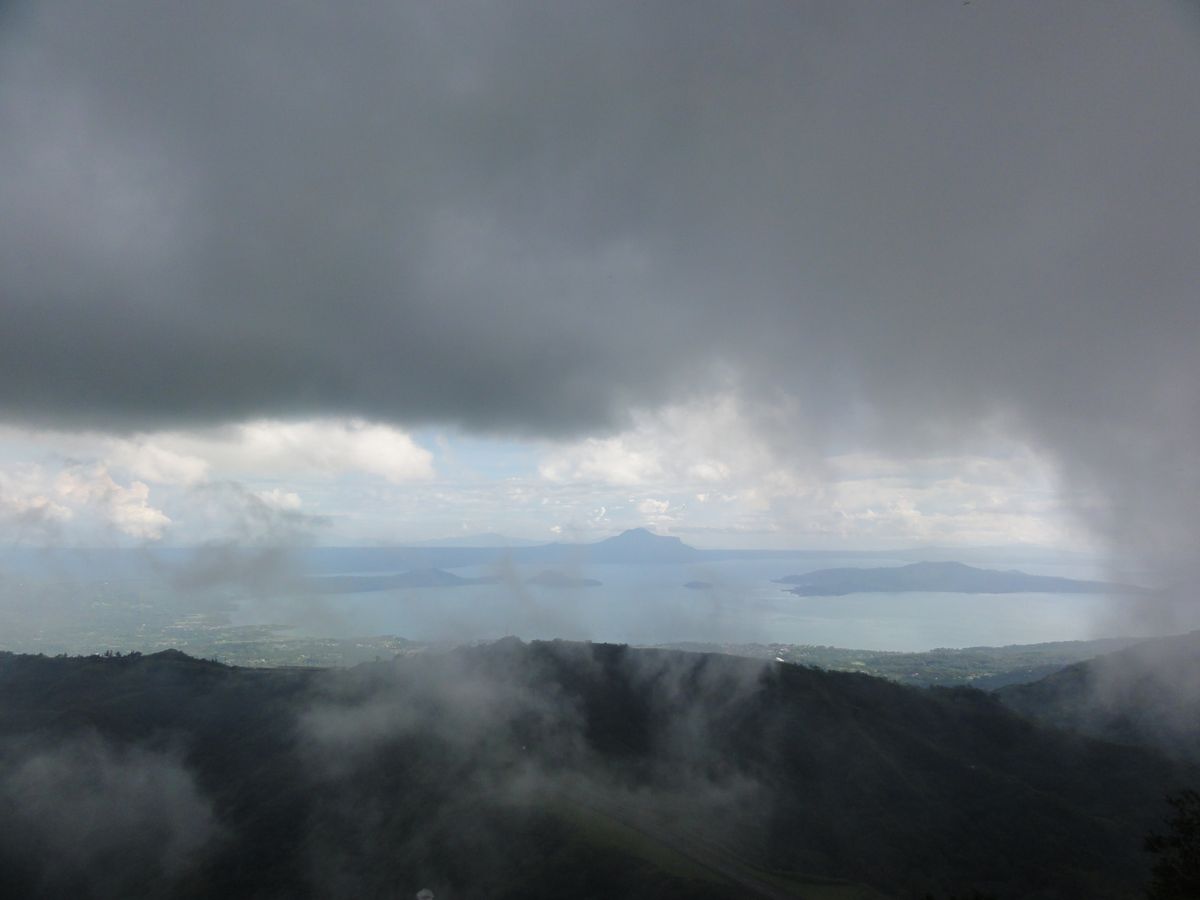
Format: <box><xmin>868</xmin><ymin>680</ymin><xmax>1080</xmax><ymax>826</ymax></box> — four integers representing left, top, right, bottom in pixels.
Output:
<box><xmin>778</xmin><ymin>560</ymin><xmax>1135</xmax><ymax>596</ymax></box>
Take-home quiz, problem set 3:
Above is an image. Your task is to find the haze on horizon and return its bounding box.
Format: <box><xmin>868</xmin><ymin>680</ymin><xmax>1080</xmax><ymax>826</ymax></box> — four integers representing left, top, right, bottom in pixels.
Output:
<box><xmin>0</xmin><ymin>1</ymin><xmax>1197</xmax><ymax>599</ymax></box>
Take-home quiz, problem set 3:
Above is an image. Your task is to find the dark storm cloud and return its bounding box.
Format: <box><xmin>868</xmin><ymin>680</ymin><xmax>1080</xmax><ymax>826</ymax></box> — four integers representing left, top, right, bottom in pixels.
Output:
<box><xmin>0</xmin><ymin>2</ymin><xmax>1198</xmax><ymax>574</ymax></box>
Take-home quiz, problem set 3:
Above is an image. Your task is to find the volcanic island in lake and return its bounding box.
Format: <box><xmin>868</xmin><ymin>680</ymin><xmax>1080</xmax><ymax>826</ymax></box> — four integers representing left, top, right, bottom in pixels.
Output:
<box><xmin>777</xmin><ymin>560</ymin><xmax>1138</xmax><ymax>597</ymax></box>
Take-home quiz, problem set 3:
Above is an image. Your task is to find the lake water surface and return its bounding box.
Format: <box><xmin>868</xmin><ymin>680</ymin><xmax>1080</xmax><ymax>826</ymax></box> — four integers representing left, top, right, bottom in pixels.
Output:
<box><xmin>236</xmin><ymin>555</ymin><xmax>1158</xmax><ymax>651</ymax></box>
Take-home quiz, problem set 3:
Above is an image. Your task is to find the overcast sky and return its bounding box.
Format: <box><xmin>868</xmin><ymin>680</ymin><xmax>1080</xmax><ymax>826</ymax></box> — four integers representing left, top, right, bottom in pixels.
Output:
<box><xmin>0</xmin><ymin>2</ymin><xmax>1197</xmax><ymax>566</ymax></box>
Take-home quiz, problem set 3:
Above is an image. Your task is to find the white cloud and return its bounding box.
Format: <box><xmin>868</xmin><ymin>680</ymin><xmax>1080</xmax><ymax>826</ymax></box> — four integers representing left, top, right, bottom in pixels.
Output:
<box><xmin>93</xmin><ymin>419</ymin><xmax>433</xmax><ymax>486</ymax></box>
<box><xmin>780</xmin><ymin>449</ymin><xmax>1078</xmax><ymax>547</ymax></box>
<box><xmin>0</xmin><ymin>466</ymin><xmax>74</xmax><ymax>540</ymax></box>
<box><xmin>54</xmin><ymin>463</ymin><xmax>170</xmax><ymax>541</ymax></box>
<box><xmin>534</xmin><ymin>393</ymin><xmax>1081</xmax><ymax>548</ymax></box>
<box><xmin>253</xmin><ymin>488</ymin><xmax>302</xmax><ymax>511</ymax></box>
<box><xmin>538</xmin><ymin>393</ymin><xmax>797</xmax><ymax>491</ymax></box>
<box><xmin>636</xmin><ymin>498</ymin><xmax>671</xmax><ymax>516</ymax></box>
<box><xmin>539</xmin><ymin>438</ymin><xmax>663</xmax><ymax>486</ymax></box>
<box><xmin>0</xmin><ymin>418</ymin><xmax>434</xmax><ymax>487</ymax></box>
<box><xmin>104</xmin><ymin>440</ymin><xmax>209</xmax><ymax>486</ymax></box>
<box><xmin>0</xmin><ymin>405</ymin><xmax>1082</xmax><ymax>549</ymax></box>
<box><xmin>0</xmin><ymin>418</ymin><xmax>431</xmax><ymax>543</ymax></box>
<box><xmin>216</xmin><ymin>419</ymin><xmax>434</xmax><ymax>484</ymax></box>
<box><xmin>173</xmin><ymin>481</ymin><xmax>326</xmax><ymax>549</ymax></box>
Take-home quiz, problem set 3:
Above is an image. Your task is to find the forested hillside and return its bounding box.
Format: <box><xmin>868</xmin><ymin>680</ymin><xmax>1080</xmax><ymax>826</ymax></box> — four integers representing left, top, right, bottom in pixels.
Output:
<box><xmin>0</xmin><ymin>643</ymin><xmax>1193</xmax><ymax>899</ymax></box>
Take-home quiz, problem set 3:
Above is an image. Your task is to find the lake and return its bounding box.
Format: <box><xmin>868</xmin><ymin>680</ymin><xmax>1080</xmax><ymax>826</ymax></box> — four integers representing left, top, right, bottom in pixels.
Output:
<box><xmin>234</xmin><ymin>554</ymin><xmax>1160</xmax><ymax>651</ymax></box>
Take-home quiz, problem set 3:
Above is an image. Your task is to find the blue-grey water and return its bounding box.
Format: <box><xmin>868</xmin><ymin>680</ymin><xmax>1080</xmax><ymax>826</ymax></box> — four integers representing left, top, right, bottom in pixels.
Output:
<box><xmin>235</xmin><ymin>555</ymin><xmax>1153</xmax><ymax>652</ymax></box>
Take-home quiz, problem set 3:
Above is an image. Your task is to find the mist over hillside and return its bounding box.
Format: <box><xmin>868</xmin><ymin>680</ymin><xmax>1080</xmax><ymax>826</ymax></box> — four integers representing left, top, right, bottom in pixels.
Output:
<box><xmin>0</xmin><ymin>642</ymin><xmax>1194</xmax><ymax>899</ymax></box>
<box><xmin>997</xmin><ymin>631</ymin><xmax>1200</xmax><ymax>764</ymax></box>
